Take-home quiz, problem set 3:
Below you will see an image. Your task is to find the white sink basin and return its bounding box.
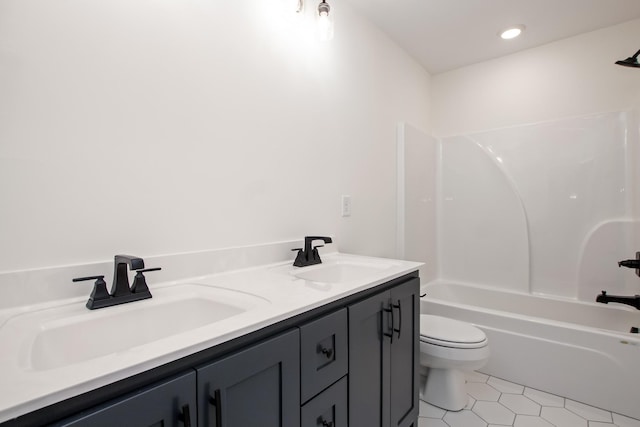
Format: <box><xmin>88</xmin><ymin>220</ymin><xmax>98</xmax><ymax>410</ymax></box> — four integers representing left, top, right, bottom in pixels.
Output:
<box><xmin>1</xmin><ymin>284</ymin><xmax>270</xmax><ymax>371</ymax></box>
<box><xmin>293</xmin><ymin>260</ymin><xmax>397</xmax><ymax>283</ymax></box>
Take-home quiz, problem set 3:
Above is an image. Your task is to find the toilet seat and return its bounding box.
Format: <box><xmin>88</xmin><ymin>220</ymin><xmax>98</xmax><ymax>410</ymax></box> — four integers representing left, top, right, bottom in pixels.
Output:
<box><xmin>420</xmin><ymin>315</ymin><xmax>487</xmax><ymax>349</ymax></box>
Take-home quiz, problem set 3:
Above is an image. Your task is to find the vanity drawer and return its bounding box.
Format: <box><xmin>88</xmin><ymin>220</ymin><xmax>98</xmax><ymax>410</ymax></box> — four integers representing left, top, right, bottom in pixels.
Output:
<box><xmin>301</xmin><ymin>376</ymin><xmax>348</xmax><ymax>427</ymax></box>
<box><xmin>300</xmin><ymin>308</ymin><xmax>348</xmax><ymax>403</ymax></box>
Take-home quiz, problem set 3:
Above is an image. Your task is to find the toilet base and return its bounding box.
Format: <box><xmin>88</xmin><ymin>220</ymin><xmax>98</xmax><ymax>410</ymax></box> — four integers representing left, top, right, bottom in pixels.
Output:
<box><xmin>420</xmin><ymin>368</ymin><xmax>467</xmax><ymax>411</ymax></box>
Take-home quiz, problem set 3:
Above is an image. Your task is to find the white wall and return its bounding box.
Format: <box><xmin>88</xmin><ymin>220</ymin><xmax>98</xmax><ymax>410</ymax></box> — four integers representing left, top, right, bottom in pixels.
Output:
<box><xmin>432</xmin><ymin>19</ymin><xmax>640</xmax><ymax>137</ymax></box>
<box><xmin>0</xmin><ymin>0</ymin><xmax>431</xmax><ymax>272</ymax></box>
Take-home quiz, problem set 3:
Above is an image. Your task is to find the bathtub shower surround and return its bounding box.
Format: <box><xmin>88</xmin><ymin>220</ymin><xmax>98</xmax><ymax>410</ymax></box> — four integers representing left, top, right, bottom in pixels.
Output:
<box><xmin>439</xmin><ymin>110</ymin><xmax>639</xmax><ymax>300</ymax></box>
<box><xmin>399</xmin><ymin>110</ymin><xmax>640</xmax><ymax>419</ymax></box>
<box><xmin>396</xmin><ymin>122</ymin><xmax>438</xmax><ymax>282</ymax></box>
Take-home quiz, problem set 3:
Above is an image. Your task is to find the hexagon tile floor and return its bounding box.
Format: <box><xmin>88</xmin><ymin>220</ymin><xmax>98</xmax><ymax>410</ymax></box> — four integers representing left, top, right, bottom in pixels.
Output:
<box><xmin>418</xmin><ymin>371</ymin><xmax>640</xmax><ymax>427</ymax></box>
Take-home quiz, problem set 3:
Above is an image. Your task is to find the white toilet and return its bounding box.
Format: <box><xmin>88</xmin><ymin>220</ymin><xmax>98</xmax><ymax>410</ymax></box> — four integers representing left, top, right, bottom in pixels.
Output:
<box><xmin>419</xmin><ymin>314</ymin><xmax>490</xmax><ymax>411</ymax></box>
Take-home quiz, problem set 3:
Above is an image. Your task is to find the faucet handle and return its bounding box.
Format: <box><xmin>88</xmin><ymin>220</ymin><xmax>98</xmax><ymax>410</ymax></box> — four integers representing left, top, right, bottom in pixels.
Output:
<box><xmin>73</xmin><ymin>275</ymin><xmax>105</xmax><ymax>282</ymax></box>
<box><xmin>73</xmin><ymin>275</ymin><xmax>110</xmax><ymax>306</ymax></box>
<box><xmin>311</xmin><ymin>245</ymin><xmax>324</xmax><ymax>258</ymax></box>
<box><xmin>292</xmin><ymin>248</ymin><xmax>306</xmax><ymax>267</ymax></box>
<box><xmin>138</xmin><ymin>267</ymin><xmax>162</xmax><ymax>273</ymax></box>
<box><xmin>131</xmin><ymin>268</ymin><xmax>161</xmax><ymax>294</ymax></box>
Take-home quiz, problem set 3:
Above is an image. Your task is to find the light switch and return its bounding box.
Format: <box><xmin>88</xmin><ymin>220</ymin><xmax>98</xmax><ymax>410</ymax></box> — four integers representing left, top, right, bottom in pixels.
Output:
<box><xmin>341</xmin><ymin>195</ymin><xmax>351</xmax><ymax>217</ymax></box>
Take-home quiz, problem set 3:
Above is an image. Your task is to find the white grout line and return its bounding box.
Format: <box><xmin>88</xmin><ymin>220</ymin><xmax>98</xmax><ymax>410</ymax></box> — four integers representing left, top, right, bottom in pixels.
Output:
<box><xmin>418</xmin><ymin>373</ymin><xmax>631</xmax><ymax>427</ymax></box>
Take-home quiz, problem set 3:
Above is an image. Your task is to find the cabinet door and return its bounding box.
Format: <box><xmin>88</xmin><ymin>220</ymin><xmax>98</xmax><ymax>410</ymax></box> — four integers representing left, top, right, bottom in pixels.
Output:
<box><xmin>51</xmin><ymin>371</ymin><xmax>196</xmax><ymax>427</ymax></box>
<box><xmin>197</xmin><ymin>329</ymin><xmax>300</xmax><ymax>427</ymax></box>
<box><xmin>348</xmin><ymin>290</ymin><xmax>391</xmax><ymax>427</ymax></box>
<box><xmin>389</xmin><ymin>278</ymin><xmax>420</xmax><ymax>427</ymax></box>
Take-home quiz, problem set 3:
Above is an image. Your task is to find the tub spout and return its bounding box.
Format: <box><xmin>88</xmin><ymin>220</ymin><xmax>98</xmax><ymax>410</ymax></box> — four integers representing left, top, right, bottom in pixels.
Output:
<box><xmin>596</xmin><ymin>291</ymin><xmax>640</xmax><ymax>310</ymax></box>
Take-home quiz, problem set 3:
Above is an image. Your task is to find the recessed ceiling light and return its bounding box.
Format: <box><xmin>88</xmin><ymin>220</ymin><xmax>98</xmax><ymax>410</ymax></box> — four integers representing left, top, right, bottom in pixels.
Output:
<box><xmin>499</xmin><ymin>25</ymin><xmax>525</xmax><ymax>40</ymax></box>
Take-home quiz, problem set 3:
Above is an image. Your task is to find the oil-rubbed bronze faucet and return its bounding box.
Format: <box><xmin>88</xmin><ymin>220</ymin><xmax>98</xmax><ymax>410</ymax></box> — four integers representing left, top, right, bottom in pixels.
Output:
<box><xmin>596</xmin><ymin>291</ymin><xmax>640</xmax><ymax>310</ymax></box>
<box><xmin>292</xmin><ymin>236</ymin><xmax>333</xmax><ymax>267</ymax></box>
<box><xmin>73</xmin><ymin>255</ymin><xmax>161</xmax><ymax>309</ymax></box>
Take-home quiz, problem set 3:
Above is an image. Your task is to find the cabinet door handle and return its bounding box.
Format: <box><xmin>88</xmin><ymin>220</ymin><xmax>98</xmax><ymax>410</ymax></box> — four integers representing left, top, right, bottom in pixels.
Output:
<box><xmin>392</xmin><ymin>300</ymin><xmax>402</xmax><ymax>339</ymax></box>
<box><xmin>208</xmin><ymin>389</ymin><xmax>223</xmax><ymax>426</ymax></box>
<box><xmin>179</xmin><ymin>404</ymin><xmax>192</xmax><ymax>427</ymax></box>
<box><xmin>383</xmin><ymin>304</ymin><xmax>394</xmax><ymax>343</ymax></box>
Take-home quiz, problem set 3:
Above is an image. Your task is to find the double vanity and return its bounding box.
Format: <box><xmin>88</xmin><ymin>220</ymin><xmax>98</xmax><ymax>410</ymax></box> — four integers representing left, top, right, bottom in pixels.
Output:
<box><xmin>0</xmin><ymin>242</ymin><xmax>421</xmax><ymax>426</ymax></box>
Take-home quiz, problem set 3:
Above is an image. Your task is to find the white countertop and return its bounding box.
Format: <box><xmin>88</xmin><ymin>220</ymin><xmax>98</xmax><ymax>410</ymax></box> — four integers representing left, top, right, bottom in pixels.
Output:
<box><xmin>0</xmin><ymin>250</ymin><xmax>421</xmax><ymax>423</ymax></box>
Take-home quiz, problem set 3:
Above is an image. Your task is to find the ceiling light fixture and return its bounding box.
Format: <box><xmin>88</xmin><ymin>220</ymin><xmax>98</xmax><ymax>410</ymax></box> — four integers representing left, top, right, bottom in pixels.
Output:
<box><xmin>499</xmin><ymin>25</ymin><xmax>525</xmax><ymax>40</ymax></box>
<box><xmin>317</xmin><ymin>0</ymin><xmax>330</xmax><ymax>17</ymax></box>
<box><xmin>616</xmin><ymin>49</ymin><xmax>640</xmax><ymax>68</ymax></box>
<box><xmin>296</xmin><ymin>0</ymin><xmax>334</xmax><ymax>41</ymax></box>
<box><xmin>317</xmin><ymin>0</ymin><xmax>334</xmax><ymax>41</ymax></box>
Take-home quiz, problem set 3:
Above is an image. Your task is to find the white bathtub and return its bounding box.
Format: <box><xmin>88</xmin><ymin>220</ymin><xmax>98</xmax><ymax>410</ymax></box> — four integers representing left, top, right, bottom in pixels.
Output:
<box><xmin>420</xmin><ymin>281</ymin><xmax>640</xmax><ymax>419</ymax></box>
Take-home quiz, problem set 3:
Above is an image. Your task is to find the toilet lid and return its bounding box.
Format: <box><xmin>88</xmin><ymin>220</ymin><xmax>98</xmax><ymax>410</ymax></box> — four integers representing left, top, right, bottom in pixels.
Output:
<box><xmin>420</xmin><ymin>315</ymin><xmax>487</xmax><ymax>348</ymax></box>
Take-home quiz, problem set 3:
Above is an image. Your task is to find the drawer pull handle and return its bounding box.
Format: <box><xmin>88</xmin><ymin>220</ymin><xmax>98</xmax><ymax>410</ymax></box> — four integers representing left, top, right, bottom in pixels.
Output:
<box><xmin>319</xmin><ymin>345</ymin><xmax>334</xmax><ymax>359</ymax></box>
<box><xmin>178</xmin><ymin>404</ymin><xmax>192</xmax><ymax>427</ymax></box>
<box><xmin>208</xmin><ymin>389</ymin><xmax>223</xmax><ymax>427</ymax></box>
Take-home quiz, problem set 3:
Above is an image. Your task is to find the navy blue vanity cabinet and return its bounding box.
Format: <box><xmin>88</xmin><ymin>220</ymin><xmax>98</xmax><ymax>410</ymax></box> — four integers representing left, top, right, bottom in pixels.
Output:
<box><xmin>51</xmin><ymin>371</ymin><xmax>196</xmax><ymax>427</ymax></box>
<box><xmin>348</xmin><ymin>277</ymin><xmax>420</xmax><ymax>427</ymax></box>
<box><xmin>6</xmin><ymin>273</ymin><xmax>420</xmax><ymax>427</ymax></box>
<box><xmin>196</xmin><ymin>329</ymin><xmax>300</xmax><ymax>427</ymax></box>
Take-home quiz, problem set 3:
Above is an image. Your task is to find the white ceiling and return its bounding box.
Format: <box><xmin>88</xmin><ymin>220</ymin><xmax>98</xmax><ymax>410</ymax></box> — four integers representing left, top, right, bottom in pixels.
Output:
<box><xmin>341</xmin><ymin>0</ymin><xmax>640</xmax><ymax>74</ymax></box>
